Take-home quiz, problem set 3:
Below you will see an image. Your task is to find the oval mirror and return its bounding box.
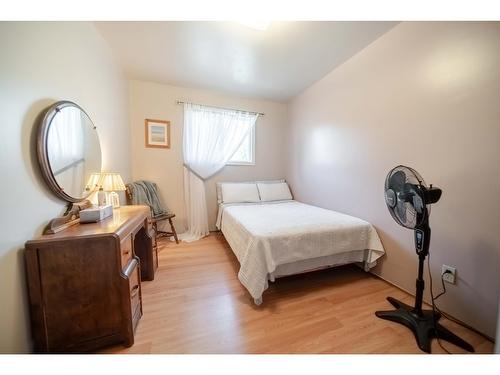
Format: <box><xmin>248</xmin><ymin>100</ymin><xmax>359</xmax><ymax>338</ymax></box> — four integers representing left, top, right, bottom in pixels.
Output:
<box><xmin>37</xmin><ymin>101</ymin><xmax>102</xmax><ymax>203</ymax></box>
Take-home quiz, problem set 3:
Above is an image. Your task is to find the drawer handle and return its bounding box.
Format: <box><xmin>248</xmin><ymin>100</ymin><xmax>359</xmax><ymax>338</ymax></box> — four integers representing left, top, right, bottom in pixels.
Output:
<box><xmin>123</xmin><ymin>250</ymin><xmax>130</xmax><ymax>255</ymax></box>
<box><xmin>131</xmin><ymin>284</ymin><xmax>139</xmax><ymax>298</ymax></box>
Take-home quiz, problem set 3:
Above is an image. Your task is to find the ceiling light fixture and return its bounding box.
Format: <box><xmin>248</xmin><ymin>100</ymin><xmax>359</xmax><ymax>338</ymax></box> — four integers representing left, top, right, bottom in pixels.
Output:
<box><xmin>238</xmin><ymin>20</ymin><xmax>270</xmax><ymax>31</ymax></box>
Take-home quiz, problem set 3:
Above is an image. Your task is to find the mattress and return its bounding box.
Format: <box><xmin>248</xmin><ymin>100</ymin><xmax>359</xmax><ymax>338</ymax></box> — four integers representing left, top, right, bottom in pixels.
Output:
<box><xmin>217</xmin><ymin>200</ymin><xmax>385</xmax><ymax>304</ymax></box>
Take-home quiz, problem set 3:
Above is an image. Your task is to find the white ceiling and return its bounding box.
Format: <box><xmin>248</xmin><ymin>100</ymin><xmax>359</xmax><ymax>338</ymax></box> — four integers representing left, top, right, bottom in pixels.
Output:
<box><xmin>95</xmin><ymin>21</ymin><xmax>398</xmax><ymax>101</ymax></box>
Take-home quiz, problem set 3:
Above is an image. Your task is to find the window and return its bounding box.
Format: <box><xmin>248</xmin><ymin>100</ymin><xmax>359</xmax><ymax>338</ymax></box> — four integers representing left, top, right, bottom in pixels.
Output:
<box><xmin>227</xmin><ymin>125</ymin><xmax>255</xmax><ymax>165</ymax></box>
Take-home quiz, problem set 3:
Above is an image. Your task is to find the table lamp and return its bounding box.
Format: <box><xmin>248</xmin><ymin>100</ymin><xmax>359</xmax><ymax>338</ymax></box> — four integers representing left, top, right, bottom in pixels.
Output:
<box><xmin>101</xmin><ymin>172</ymin><xmax>126</xmax><ymax>208</ymax></box>
<box><xmin>85</xmin><ymin>172</ymin><xmax>103</xmax><ymax>193</ymax></box>
<box><xmin>84</xmin><ymin>172</ymin><xmax>104</xmax><ymax>205</ymax></box>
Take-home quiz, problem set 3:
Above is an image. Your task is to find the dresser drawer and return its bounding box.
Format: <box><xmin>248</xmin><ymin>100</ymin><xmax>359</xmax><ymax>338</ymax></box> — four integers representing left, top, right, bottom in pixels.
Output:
<box><xmin>121</xmin><ymin>235</ymin><xmax>133</xmax><ymax>268</ymax></box>
<box><xmin>129</xmin><ymin>263</ymin><xmax>141</xmax><ymax>318</ymax></box>
<box><xmin>132</xmin><ymin>302</ymin><xmax>142</xmax><ymax>332</ymax></box>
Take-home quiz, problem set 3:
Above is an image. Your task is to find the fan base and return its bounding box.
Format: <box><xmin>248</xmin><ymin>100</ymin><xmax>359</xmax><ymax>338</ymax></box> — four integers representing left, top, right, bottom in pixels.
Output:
<box><xmin>375</xmin><ymin>297</ymin><xmax>474</xmax><ymax>353</ymax></box>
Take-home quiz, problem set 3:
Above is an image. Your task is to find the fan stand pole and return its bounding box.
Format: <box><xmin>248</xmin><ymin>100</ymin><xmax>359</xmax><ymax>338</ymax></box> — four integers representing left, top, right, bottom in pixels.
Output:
<box><xmin>375</xmin><ymin>225</ymin><xmax>474</xmax><ymax>353</ymax></box>
<box><xmin>413</xmin><ymin>252</ymin><xmax>425</xmax><ymax>316</ymax></box>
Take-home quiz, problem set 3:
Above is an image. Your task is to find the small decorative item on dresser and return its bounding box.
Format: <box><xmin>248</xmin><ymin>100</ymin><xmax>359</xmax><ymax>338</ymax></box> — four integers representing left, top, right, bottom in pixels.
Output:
<box><xmin>101</xmin><ymin>172</ymin><xmax>126</xmax><ymax>208</ymax></box>
<box><xmin>97</xmin><ymin>186</ymin><xmax>107</xmax><ymax>206</ymax></box>
<box><xmin>145</xmin><ymin>118</ymin><xmax>170</xmax><ymax>149</ymax></box>
<box><xmin>79</xmin><ymin>204</ymin><xmax>113</xmax><ymax>223</ymax></box>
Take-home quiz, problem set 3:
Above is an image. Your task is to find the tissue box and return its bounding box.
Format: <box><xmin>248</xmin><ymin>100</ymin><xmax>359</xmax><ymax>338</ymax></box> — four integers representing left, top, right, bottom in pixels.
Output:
<box><xmin>80</xmin><ymin>204</ymin><xmax>113</xmax><ymax>223</ymax></box>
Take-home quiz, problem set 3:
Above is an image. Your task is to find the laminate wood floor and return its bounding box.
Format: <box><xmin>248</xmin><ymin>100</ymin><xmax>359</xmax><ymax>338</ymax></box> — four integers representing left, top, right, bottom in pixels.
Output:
<box><xmin>102</xmin><ymin>233</ymin><xmax>494</xmax><ymax>354</ymax></box>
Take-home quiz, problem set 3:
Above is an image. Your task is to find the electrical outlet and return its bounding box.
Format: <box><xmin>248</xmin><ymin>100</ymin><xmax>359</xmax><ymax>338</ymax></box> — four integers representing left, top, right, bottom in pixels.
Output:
<box><xmin>442</xmin><ymin>265</ymin><xmax>456</xmax><ymax>284</ymax></box>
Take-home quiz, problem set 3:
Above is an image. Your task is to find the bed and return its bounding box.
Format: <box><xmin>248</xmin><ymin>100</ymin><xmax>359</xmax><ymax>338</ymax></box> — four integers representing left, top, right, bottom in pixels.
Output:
<box><xmin>216</xmin><ymin>180</ymin><xmax>386</xmax><ymax>305</ymax></box>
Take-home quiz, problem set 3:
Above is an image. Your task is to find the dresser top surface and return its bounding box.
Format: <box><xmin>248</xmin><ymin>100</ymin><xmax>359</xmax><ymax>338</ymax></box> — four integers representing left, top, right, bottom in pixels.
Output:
<box><xmin>27</xmin><ymin>205</ymin><xmax>150</xmax><ymax>244</ymax></box>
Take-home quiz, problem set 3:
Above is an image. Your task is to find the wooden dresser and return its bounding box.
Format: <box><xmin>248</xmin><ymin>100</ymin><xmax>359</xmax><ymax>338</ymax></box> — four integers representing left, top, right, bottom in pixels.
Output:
<box><xmin>25</xmin><ymin>205</ymin><xmax>157</xmax><ymax>353</ymax></box>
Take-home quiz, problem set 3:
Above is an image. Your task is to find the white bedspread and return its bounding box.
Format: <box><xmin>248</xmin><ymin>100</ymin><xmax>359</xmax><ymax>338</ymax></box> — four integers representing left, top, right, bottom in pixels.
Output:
<box><xmin>219</xmin><ymin>201</ymin><xmax>385</xmax><ymax>303</ymax></box>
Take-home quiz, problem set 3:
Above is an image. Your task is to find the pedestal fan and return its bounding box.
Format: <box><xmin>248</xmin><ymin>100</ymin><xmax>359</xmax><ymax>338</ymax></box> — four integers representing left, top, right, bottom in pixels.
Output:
<box><xmin>375</xmin><ymin>165</ymin><xmax>474</xmax><ymax>353</ymax></box>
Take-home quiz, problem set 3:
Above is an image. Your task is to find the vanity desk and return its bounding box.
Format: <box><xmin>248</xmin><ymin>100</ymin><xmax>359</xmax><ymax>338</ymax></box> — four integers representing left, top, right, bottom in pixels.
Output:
<box><xmin>25</xmin><ymin>205</ymin><xmax>156</xmax><ymax>353</ymax></box>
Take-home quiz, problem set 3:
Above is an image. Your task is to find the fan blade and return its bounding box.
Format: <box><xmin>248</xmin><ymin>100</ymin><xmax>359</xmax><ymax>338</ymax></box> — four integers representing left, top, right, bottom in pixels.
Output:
<box><xmin>389</xmin><ymin>170</ymin><xmax>406</xmax><ymax>192</ymax></box>
<box><xmin>385</xmin><ymin>189</ymin><xmax>397</xmax><ymax>208</ymax></box>
<box><xmin>396</xmin><ymin>200</ymin><xmax>407</xmax><ymax>223</ymax></box>
<box><xmin>412</xmin><ymin>192</ymin><xmax>424</xmax><ymax>213</ymax></box>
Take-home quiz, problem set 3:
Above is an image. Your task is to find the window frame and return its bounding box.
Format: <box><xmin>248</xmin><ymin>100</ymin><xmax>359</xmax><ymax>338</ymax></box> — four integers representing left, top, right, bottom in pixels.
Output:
<box><xmin>227</xmin><ymin>125</ymin><xmax>256</xmax><ymax>166</ymax></box>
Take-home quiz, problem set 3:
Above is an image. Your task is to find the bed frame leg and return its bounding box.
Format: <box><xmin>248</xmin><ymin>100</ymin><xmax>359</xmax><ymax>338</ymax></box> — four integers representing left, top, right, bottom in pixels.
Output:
<box><xmin>364</xmin><ymin>260</ymin><xmax>376</xmax><ymax>272</ymax></box>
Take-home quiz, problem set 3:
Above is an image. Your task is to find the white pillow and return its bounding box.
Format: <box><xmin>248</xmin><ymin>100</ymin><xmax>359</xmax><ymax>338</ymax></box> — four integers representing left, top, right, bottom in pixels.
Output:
<box><xmin>257</xmin><ymin>182</ymin><xmax>293</xmax><ymax>202</ymax></box>
<box><xmin>216</xmin><ymin>179</ymin><xmax>285</xmax><ymax>204</ymax></box>
<box><xmin>220</xmin><ymin>183</ymin><xmax>260</xmax><ymax>203</ymax></box>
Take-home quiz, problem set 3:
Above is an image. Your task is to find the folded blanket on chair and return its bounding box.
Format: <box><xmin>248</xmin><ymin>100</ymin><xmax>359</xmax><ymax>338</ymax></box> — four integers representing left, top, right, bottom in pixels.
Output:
<box><xmin>128</xmin><ymin>180</ymin><xmax>170</xmax><ymax>218</ymax></box>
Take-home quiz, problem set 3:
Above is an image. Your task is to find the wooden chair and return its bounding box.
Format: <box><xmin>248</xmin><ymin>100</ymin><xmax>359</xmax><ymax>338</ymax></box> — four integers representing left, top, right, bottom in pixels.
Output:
<box><xmin>125</xmin><ymin>183</ymin><xmax>179</xmax><ymax>244</ymax></box>
<box><xmin>150</xmin><ymin>212</ymin><xmax>179</xmax><ymax>244</ymax></box>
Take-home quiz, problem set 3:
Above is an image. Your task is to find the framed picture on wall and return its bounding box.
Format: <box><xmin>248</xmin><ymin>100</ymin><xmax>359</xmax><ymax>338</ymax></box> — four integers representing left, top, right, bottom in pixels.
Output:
<box><xmin>145</xmin><ymin>119</ymin><xmax>170</xmax><ymax>148</ymax></box>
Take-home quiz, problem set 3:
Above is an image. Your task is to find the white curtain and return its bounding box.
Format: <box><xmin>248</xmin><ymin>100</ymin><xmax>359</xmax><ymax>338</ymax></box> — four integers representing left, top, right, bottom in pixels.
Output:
<box><xmin>47</xmin><ymin>106</ymin><xmax>85</xmax><ymax>197</ymax></box>
<box><xmin>179</xmin><ymin>103</ymin><xmax>258</xmax><ymax>242</ymax></box>
<box><xmin>47</xmin><ymin>106</ymin><xmax>84</xmax><ymax>172</ymax></box>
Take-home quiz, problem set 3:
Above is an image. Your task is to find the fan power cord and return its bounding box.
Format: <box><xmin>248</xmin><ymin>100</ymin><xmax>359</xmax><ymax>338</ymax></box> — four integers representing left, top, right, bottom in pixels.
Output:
<box><xmin>427</xmin><ymin>256</ymin><xmax>491</xmax><ymax>353</ymax></box>
<box><xmin>427</xmin><ymin>253</ymin><xmax>452</xmax><ymax>354</ymax></box>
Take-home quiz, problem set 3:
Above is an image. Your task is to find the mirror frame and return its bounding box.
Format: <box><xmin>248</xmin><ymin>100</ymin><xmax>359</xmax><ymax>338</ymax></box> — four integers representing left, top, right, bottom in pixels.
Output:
<box><xmin>36</xmin><ymin>100</ymin><xmax>101</xmax><ymax>203</ymax></box>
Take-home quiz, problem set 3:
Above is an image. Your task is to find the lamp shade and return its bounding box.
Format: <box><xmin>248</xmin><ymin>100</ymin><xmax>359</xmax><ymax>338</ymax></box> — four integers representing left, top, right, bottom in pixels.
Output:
<box><xmin>85</xmin><ymin>172</ymin><xmax>103</xmax><ymax>192</ymax></box>
<box><xmin>101</xmin><ymin>172</ymin><xmax>126</xmax><ymax>192</ymax></box>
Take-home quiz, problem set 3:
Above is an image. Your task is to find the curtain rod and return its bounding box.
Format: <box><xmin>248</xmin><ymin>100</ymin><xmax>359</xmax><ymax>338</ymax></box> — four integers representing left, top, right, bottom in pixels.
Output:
<box><xmin>176</xmin><ymin>100</ymin><xmax>264</xmax><ymax>116</ymax></box>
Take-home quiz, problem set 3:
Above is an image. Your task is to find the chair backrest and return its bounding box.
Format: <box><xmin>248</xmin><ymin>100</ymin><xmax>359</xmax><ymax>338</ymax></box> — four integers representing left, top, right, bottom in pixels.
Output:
<box><xmin>125</xmin><ymin>185</ymin><xmax>134</xmax><ymax>205</ymax></box>
<box><xmin>126</xmin><ymin>181</ymin><xmax>171</xmax><ymax>218</ymax></box>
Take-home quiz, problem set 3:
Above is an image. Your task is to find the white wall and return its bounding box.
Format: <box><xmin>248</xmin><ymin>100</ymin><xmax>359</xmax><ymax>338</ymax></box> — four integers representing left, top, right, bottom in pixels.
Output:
<box><xmin>129</xmin><ymin>80</ymin><xmax>288</xmax><ymax>231</ymax></box>
<box><xmin>287</xmin><ymin>22</ymin><xmax>500</xmax><ymax>338</ymax></box>
<box><xmin>0</xmin><ymin>22</ymin><xmax>131</xmax><ymax>352</ymax></box>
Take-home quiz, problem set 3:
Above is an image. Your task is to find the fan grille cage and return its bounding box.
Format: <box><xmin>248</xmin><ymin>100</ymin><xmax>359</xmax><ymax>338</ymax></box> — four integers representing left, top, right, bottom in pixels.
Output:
<box><xmin>384</xmin><ymin>165</ymin><xmax>428</xmax><ymax>229</ymax></box>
